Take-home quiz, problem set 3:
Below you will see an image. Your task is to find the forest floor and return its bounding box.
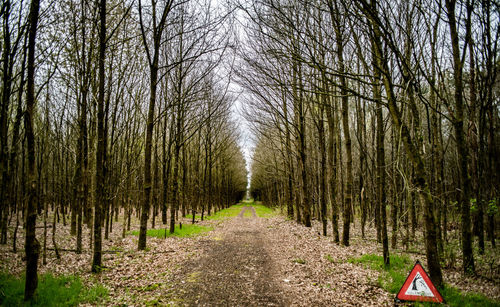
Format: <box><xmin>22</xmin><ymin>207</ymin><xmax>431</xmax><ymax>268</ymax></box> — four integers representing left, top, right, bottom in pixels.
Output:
<box><xmin>1</xmin><ymin>202</ymin><xmax>499</xmax><ymax>306</ymax></box>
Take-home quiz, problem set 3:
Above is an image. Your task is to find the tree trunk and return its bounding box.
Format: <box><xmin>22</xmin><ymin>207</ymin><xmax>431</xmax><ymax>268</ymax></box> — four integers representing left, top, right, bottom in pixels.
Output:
<box><xmin>445</xmin><ymin>0</ymin><xmax>475</xmax><ymax>274</ymax></box>
<box><xmin>283</xmin><ymin>96</ymin><xmax>294</xmax><ymax>220</ymax></box>
<box><xmin>52</xmin><ymin>206</ymin><xmax>60</xmax><ymax>259</ymax></box>
<box><xmin>138</xmin><ymin>0</ymin><xmax>172</xmax><ymax>249</ymax></box>
<box><xmin>373</xmin><ymin>63</ymin><xmax>389</xmax><ymax>266</ymax></box>
<box><xmin>92</xmin><ymin>0</ymin><xmax>106</xmax><ymax>272</ymax></box>
<box><xmin>326</xmin><ymin>94</ymin><xmax>339</xmax><ymax>243</ymax></box>
<box><xmin>328</xmin><ymin>1</ymin><xmax>353</xmax><ymax>245</ymax></box>
<box><xmin>24</xmin><ymin>0</ymin><xmax>41</xmax><ymax>300</ymax></box>
<box><xmin>0</xmin><ymin>0</ymin><xmax>14</xmax><ymax>246</ymax></box>
<box><xmin>318</xmin><ymin>99</ymin><xmax>327</xmax><ymax>236</ymax></box>
<box><xmin>170</xmin><ymin>140</ymin><xmax>181</xmax><ymax>234</ymax></box>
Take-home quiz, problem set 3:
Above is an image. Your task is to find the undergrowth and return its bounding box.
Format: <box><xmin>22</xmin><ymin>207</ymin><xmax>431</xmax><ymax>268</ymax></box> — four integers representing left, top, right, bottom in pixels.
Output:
<box><xmin>129</xmin><ymin>224</ymin><xmax>212</xmax><ymax>238</ymax></box>
<box><xmin>206</xmin><ymin>204</ymin><xmax>245</xmax><ymax>220</ymax></box>
<box><xmin>184</xmin><ymin>205</ymin><xmax>245</xmax><ymax>221</ymax></box>
<box><xmin>253</xmin><ymin>204</ymin><xmax>278</xmax><ymax>218</ymax></box>
<box><xmin>348</xmin><ymin>254</ymin><xmax>499</xmax><ymax>306</ymax></box>
<box><xmin>184</xmin><ymin>213</ymin><xmax>201</xmax><ymax>220</ymax></box>
<box><xmin>243</xmin><ymin>209</ymin><xmax>254</xmax><ymax>218</ymax></box>
<box><xmin>184</xmin><ymin>201</ymin><xmax>278</xmax><ymax>221</ymax></box>
<box><xmin>0</xmin><ymin>272</ymin><xmax>107</xmax><ymax>306</ymax></box>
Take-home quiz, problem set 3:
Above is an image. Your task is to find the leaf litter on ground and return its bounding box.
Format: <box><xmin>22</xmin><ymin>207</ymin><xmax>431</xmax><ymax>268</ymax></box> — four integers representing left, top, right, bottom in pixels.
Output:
<box><xmin>1</xmin><ymin>204</ymin><xmax>499</xmax><ymax>306</ymax></box>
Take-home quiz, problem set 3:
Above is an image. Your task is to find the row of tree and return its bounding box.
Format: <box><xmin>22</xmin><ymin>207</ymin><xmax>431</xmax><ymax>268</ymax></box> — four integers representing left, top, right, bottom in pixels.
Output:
<box><xmin>0</xmin><ymin>0</ymin><xmax>247</xmax><ymax>300</ymax></box>
<box><xmin>240</xmin><ymin>0</ymin><xmax>499</xmax><ymax>288</ymax></box>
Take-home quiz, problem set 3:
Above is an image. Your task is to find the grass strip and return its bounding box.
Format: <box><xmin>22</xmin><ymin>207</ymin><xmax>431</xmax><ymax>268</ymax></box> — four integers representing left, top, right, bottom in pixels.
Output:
<box><xmin>129</xmin><ymin>224</ymin><xmax>212</xmax><ymax>238</ymax></box>
<box><xmin>243</xmin><ymin>209</ymin><xmax>254</xmax><ymax>218</ymax></box>
<box><xmin>206</xmin><ymin>204</ymin><xmax>245</xmax><ymax>220</ymax></box>
<box><xmin>0</xmin><ymin>272</ymin><xmax>107</xmax><ymax>306</ymax></box>
<box><xmin>185</xmin><ymin>204</ymin><xmax>246</xmax><ymax>221</ymax></box>
<box><xmin>252</xmin><ymin>204</ymin><xmax>279</xmax><ymax>218</ymax></box>
<box><xmin>185</xmin><ymin>201</ymin><xmax>279</xmax><ymax>221</ymax></box>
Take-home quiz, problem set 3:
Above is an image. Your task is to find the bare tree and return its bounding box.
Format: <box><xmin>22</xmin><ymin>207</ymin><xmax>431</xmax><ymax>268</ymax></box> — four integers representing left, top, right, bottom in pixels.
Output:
<box><xmin>24</xmin><ymin>0</ymin><xmax>41</xmax><ymax>300</ymax></box>
<box><xmin>137</xmin><ymin>0</ymin><xmax>173</xmax><ymax>250</ymax></box>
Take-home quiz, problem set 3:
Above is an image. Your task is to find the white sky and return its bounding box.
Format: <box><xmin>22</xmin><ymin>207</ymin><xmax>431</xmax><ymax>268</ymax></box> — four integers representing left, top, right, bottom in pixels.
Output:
<box><xmin>229</xmin><ymin>82</ymin><xmax>254</xmax><ymax>192</ymax></box>
<box><xmin>227</xmin><ymin>1</ymin><xmax>254</xmax><ymax>192</ymax></box>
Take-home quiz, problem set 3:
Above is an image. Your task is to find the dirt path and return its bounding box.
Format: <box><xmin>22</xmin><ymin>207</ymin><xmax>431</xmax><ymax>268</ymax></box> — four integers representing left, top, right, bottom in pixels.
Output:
<box><xmin>171</xmin><ymin>206</ymin><xmax>286</xmax><ymax>306</ymax></box>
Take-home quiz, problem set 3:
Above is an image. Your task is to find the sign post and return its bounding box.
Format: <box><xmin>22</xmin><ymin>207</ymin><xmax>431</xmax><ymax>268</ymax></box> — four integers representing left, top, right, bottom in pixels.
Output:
<box><xmin>395</xmin><ymin>260</ymin><xmax>444</xmax><ymax>303</ymax></box>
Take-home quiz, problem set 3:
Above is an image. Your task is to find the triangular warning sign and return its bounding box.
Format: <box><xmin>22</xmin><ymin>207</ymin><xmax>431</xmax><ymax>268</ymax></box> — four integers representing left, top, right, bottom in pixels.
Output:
<box><xmin>396</xmin><ymin>260</ymin><xmax>443</xmax><ymax>303</ymax></box>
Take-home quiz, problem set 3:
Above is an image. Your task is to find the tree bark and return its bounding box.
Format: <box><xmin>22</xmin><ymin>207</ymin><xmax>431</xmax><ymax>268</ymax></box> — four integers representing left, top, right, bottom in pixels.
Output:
<box><xmin>318</xmin><ymin>96</ymin><xmax>327</xmax><ymax>236</ymax></box>
<box><xmin>138</xmin><ymin>0</ymin><xmax>173</xmax><ymax>250</ymax></box>
<box><xmin>445</xmin><ymin>0</ymin><xmax>475</xmax><ymax>274</ymax></box>
<box><xmin>24</xmin><ymin>0</ymin><xmax>41</xmax><ymax>300</ymax></box>
<box><xmin>328</xmin><ymin>0</ymin><xmax>352</xmax><ymax>245</ymax></box>
<box><xmin>373</xmin><ymin>64</ymin><xmax>389</xmax><ymax>266</ymax></box>
<box><xmin>325</xmin><ymin>82</ymin><xmax>339</xmax><ymax>243</ymax></box>
<box><xmin>92</xmin><ymin>0</ymin><xmax>106</xmax><ymax>272</ymax></box>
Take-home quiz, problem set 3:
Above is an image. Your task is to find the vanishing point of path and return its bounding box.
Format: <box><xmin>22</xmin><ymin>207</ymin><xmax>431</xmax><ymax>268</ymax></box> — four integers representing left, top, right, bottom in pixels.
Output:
<box><xmin>172</xmin><ymin>206</ymin><xmax>287</xmax><ymax>306</ymax></box>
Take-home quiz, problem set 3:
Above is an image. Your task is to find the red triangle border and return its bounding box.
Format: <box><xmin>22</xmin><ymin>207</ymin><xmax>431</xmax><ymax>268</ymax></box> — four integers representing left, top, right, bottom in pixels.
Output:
<box><xmin>395</xmin><ymin>260</ymin><xmax>444</xmax><ymax>303</ymax></box>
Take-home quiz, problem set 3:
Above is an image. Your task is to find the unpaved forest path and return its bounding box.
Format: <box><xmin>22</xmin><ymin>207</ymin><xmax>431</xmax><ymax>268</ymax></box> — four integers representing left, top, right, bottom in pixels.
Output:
<box><xmin>171</xmin><ymin>206</ymin><xmax>287</xmax><ymax>306</ymax></box>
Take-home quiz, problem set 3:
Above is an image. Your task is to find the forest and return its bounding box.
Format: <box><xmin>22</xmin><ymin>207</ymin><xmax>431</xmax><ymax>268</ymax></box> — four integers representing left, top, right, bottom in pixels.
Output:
<box><xmin>0</xmin><ymin>0</ymin><xmax>499</xmax><ymax>305</ymax></box>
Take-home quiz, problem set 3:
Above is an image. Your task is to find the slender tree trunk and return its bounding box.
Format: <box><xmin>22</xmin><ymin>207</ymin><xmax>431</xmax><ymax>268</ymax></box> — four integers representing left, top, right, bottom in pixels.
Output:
<box><xmin>445</xmin><ymin>0</ymin><xmax>475</xmax><ymax>274</ymax></box>
<box><xmin>390</xmin><ymin>140</ymin><xmax>398</xmax><ymax>250</ymax></box>
<box><xmin>292</xmin><ymin>53</ymin><xmax>309</xmax><ymax>226</ymax></box>
<box><xmin>138</xmin><ymin>0</ymin><xmax>172</xmax><ymax>250</ymax></box>
<box><xmin>0</xmin><ymin>0</ymin><xmax>14</xmax><ymax>246</ymax></box>
<box><xmin>373</xmin><ymin>64</ymin><xmax>389</xmax><ymax>266</ymax></box>
<box><xmin>356</xmin><ymin>97</ymin><xmax>367</xmax><ymax>239</ymax></box>
<box><xmin>161</xmin><ymin>116</ymin><xmax>168</xmax><ymax>225</ymax></box>
<box><xmin>43</xmin><ymin>185</ymin><xmax>48</xmax><ymax>265</ymax></box>
<box><xmin>339</xmin><ymin>73</ymin><xmax>353</xmax><ymax>246</ymax></box>
<box><xmin>428</xmin><ymin>16</ymin><xmax>443</xmax><ymax>254</ymax></box>
<box><xmin>328</xmin><ymin>1</ymin><xmax>353</xmax><ymax>245</ymax></box>
<box><xmin>468</xmin><ymin>41</ymin><xmax>483</xmax><ymax>254</ymax></box>
<box><xmin>326</xmin><ymin>93</ymin><xmax>339</xmax><ymax>243</ymax></box>
<box><xmin>92</xmin><ymin>0</ymin><xmax>106</xmax><ymax>272</ymax></box>
<box><xmin>24</xmin><ymin>0</ymin><xmax>41</xmax><ymax>300</ymax></box>
<box><xmin>318</xmin><ymin>101</ymin><xmax>327</xmax><ymax>236</ymax></box>
<box><xmin>13</xmin><ymin>208</ymin><xmax>19</xmax><ymax>252</ymax></box>
<box><xmin>52</xmin><ymin>206</ymin><xmax>60</xmax><ymax>259</ymax></box>
<box><xmin>170</xmin><ymin>140</ymin><xmax>181</xmax><ymax>234</ymax></box>
<box><xmin>139</xmin><ymin>35</ymin><xmax>157</xmax><ymax>250</ymax></box>
<box><xmin>283</xmin><ymin>96</ymin><xmax>294</xmax><ymax>220</ymax></box>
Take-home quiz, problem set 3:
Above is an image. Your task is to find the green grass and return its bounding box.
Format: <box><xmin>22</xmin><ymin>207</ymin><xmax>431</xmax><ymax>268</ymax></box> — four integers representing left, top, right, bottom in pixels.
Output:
<box><xmin>243</xmin><ymin>209</ymin><xmax>254</xmax><ymax>218</ymax></box>
<box><xmin>325</xmin><ymin>254</ymin><xmax>335</xmax><ymax>263</ymax></box>
<box><xmin>184</xmin><ymin>213</ymin><xmax>201</xmax><ymax>220</ymax></box>
<box><xmin>436</xmin><ymin>285</ymin><xmax>500</xmax><ymax>307</ymax></box>
<box><xmin>293</xmin><ymin>258</ymin><xmax>306</xmax><ymax>264</ymax></box>
<box><xmin>185</xmin><ymin>205</ymin><xmax>247</xmax><ymax>221</ymax></box>
<box><xmin>129</xmin><ymin>224</ymin><xmax>212</xmax><ymax>238</ymax></box>
<box><xmin>348</xmin><ymin>254</ymin><xmax>500</xmax><ymax>306</ymax></box>
<box><xmin>0</xmin><ymin>272</ymin><xmax>108</xmax><ymax>306</ymax></box>
<box><xmin>252</xmin><ymin>204</ymin><xmax>278</xmax><ymax>218</ymax></box>
<box><xmin>184</xmin><ymin>201</ymin><xmax>278</xmax><ymax>221</ymax></box>
<box><xmin>204</xmin><ymin>204</ymin><xmax>245</xmax><ymax>220</ymax></box>
<box><xmin>184</xmin><ymin>204</ymin><xmax>247</xmax><ymax>221</ymax></box>
<box><xmin>348</xmin><ymin>253</ymin><xmax>412</xmax><ymax>293</ymax></box>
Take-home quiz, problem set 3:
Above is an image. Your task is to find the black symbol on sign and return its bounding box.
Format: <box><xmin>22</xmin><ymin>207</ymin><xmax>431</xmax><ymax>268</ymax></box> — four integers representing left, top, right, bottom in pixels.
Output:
<box><xmin>412</xmin><ymin>275</ymin><xmax>422</xmax><ymax>291</ymax></box>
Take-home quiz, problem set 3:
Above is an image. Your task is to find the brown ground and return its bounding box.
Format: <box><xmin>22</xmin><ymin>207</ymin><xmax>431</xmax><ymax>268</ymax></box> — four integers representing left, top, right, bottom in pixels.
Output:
<box><xmin>1</xmin><ymin>204</ymin><xmax>498</xmax><ymax>306</ymax></box>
